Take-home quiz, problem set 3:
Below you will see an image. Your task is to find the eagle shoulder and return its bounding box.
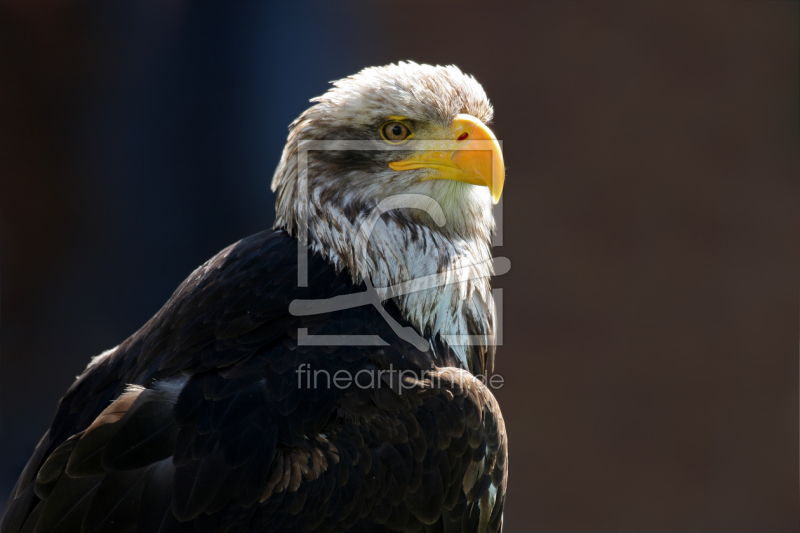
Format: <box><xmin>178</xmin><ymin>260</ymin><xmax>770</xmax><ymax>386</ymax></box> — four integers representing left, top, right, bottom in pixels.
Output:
<box><xmin>2</xmin><ymin>229</ymin><xmax>507</xmax><ymax>533</ymax></box>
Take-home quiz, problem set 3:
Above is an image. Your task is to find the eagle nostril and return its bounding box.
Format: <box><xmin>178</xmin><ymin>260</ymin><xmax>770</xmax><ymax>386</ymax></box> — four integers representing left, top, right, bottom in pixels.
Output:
<box><xmin>457</xmin><ymin>132</ymin><xmax>469</xmax><ymax>141</ymax></box>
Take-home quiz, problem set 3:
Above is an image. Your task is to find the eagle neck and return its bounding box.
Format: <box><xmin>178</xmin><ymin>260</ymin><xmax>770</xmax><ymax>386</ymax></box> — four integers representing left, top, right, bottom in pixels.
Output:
<box><xmin>301</xmin><ymin>203</ymin><xmax>496</xmax><ymax>375</ymax></box>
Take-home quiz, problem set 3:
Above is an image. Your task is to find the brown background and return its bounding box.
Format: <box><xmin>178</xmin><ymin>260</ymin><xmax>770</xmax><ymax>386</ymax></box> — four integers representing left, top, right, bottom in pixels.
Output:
<box><xmin>1</xmin><ymin>1</ymin><xmax>798</xmax><ymax>531</ymax></box>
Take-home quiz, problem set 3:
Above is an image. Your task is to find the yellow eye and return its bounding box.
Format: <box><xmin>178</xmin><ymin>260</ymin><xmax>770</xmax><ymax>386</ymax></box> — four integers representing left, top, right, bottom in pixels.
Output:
<box><xmin>381</xmin><ymin>121</ymin><xmax>412</xmax><ymax>143</ymax></box>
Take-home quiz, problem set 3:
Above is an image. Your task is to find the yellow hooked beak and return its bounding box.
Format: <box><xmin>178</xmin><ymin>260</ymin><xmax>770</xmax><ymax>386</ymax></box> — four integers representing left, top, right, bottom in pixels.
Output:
<box><xmin>388</xmin><ymin>114</ymin><xmax>505</xmax><ymax>204</ymax></box>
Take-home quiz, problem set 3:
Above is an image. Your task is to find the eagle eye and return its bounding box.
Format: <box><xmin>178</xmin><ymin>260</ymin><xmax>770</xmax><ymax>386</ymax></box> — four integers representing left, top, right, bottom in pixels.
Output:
<box><xmin>381</xmin><ymin>121</ymin><xmax>412</xmax><ymax>143</ymax></box>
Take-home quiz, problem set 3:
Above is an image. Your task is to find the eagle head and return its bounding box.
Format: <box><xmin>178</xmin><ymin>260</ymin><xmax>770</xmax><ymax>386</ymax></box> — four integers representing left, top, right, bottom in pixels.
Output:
<box><xmin>271</xmin><ymin>62</ymin><xmax>504</xmax><ymax>244</ymax></box>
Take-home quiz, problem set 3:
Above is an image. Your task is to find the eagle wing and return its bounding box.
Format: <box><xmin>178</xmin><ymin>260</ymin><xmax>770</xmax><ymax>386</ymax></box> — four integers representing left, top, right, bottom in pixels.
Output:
<box><xmin>2</xmin><ymin>230</ymin><xmax>507</xmax><ymax>533</ymax></box>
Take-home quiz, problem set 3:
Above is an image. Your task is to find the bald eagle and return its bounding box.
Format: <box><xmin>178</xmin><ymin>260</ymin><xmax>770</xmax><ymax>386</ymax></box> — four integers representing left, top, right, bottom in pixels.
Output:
<box><xmin>1</xmin><ymin>62</ymin><xmax>508</xmax><ymax>533</ymax></box>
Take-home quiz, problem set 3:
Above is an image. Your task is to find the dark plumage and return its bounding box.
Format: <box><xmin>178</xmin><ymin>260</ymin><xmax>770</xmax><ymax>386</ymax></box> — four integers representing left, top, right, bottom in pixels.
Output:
<box><xmin>2</xmin><ymin>62</ymin><xmax>507</xmax><ymax>533</ymax></box>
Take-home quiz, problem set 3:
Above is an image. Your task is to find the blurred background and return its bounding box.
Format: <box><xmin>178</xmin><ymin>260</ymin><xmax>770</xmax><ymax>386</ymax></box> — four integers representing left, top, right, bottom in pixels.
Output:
<box><xmin>0</xmin><ymin>1</ymin><xmax>798</xmax><ymax>531</ymax></box>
